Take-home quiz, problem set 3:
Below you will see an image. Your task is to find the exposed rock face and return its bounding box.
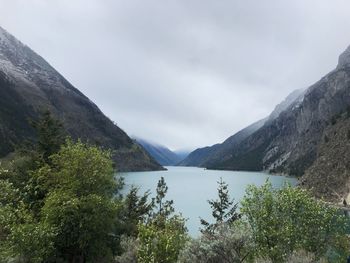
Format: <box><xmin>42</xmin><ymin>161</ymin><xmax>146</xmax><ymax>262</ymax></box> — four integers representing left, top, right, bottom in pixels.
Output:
<box><xmin>302</xmin><ymin>114</ymin><xmax>350</xmax><ymax>202</ymax></box>
<box><xmin>180</xmin><ymin>88</ymin><xmax>305</xmax><ymax>168</ymax></box>
<box><xmin>206</xmin><ymin>46</ymin><xmax>350</xmax><ymax>177</ymax></box>
<box><xmin>266</xmin><ymin>88</ymin><xmax>305</xmax><ymax>123</ymax></box>
<box><xmin>0</xmin><ymin>26</ymin><xmax>163</xmax><ymax>172</ymax></box>
<box><xmin>337</xmin><ymin>45</ymin><xmax>350</xmax><ymax>69</ymax></box>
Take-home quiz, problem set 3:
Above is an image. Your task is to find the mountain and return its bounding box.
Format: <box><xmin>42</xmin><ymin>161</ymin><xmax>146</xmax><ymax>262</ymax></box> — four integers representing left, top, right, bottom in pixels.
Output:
<box><xmin>135</xmin><ymin>138</ymin><xmax>187</xmax><ymax>165</ymax></box>
<box><xmin>173</xmin><ymin>150</ymin><xmax>190</xmax><ymax>162</ymax></box>
<box><xmin>179</xmin><ymin>88</ymin><xmax>306</xmax><ymax>168</ymax></box>
<box><xmin>181</xmin><ymin>46</ymin><xmax>350</xmax><ymax>201</ymax></box>
<box><xmin>0</xmin><ymin>26</ymin><xmax>163</xmax><ymax>172</ymax></box>
<box><xmin>266</xmin><ymin>88</ymin><xmax>306</xmax><ymax>123</ymax></box>
<box><xmin>178</xmin><ymin>118</ymin><xmax>266</xmax><ymax>167</ymax></box>
<box><xmin>301</xmin><ymin>112</ymin><xmax>350</xmax><ymax>202</ymax></box>
<box><xmin>206</xmin><ymin>46</ymin><xmax>350</xmax><ymax>180</ymax></box>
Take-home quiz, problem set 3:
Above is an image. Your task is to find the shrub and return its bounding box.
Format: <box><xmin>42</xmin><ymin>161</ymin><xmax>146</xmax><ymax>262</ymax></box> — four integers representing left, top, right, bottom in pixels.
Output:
<box><xmin>178</xmin><ymin>222</ymin><xmax>255</xmax><ymax>263</ymax></box>
<box><xmin>241</xmin><ymin>181</ymin><xmax>350</xmax><ymax>262</ymax></box>
<box><xmin>114</xmin><ymin>236</ymin><xmax>139</xmax><ymax>263</ymax></box>
<box><xmin>137</xmin><ymin>215</ymin><xmax>188</xmax><ymax>263</ymax></box>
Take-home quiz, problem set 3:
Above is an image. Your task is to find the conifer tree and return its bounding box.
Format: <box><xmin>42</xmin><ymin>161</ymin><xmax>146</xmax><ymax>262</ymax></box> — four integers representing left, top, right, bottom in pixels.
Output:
<box><xmin>31</xmin><ymin>109</ymin><xmax>65</xmax><ymax>162</ymax></box>
<box><xmin>200</xmin><ymin>178</ymin><xmax>240</xmax><ymax>233</ymax></box>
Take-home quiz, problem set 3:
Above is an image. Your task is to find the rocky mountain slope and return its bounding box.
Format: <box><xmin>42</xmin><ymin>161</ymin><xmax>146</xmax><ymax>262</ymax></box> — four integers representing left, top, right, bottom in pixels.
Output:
<box><xmin>135</xmin><ymin>138</ymin><xmax>187</xmax><ymax>166</ymax></box>
<box><xmin>0</xmin><ymin>26</ymin><xmax>162</xmax><ymax>172</ymax></box>
<box><xmin>178</xmin><ymin>118</ymin><xmax>266</xmax><ymax>167</ymax></box>
<box><xmin>180</xmin><ymin>89</ymin><xmax>305</xmax><ymax>168</ymax></box>
<box><xmin>206</xmin><ymin>46</ymin><xmax>350</xmax><ymax>179</ymax></box>
<box><xmin>301</xmin><ymin>111</ymin><xmax>350</xmax><ymax>202</ymax></box>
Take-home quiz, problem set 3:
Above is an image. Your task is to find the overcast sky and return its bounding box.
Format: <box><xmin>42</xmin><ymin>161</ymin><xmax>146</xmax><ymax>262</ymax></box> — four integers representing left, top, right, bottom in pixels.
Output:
<box><xmin>1</xmin><ymin>0</ymin><xmax>350</xmax><ymax>151</ymax></box>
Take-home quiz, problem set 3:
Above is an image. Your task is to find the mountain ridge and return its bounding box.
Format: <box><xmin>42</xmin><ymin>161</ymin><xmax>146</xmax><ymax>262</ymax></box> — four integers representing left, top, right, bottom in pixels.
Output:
<box><xmin>205</xmin><ymin>45</ymin><xmax>350</xmax><ymax>183</ymax></box>
<box><xmin>135</xmin><ymin>138</ymin><xmax>188</xmax><ymax>166</ymax></box>
<box><xmin>0</xmin><ymin>26</ymin><xmax>163</xmax><ymax>172</ymax></box>
<box><xmin>179</xmin><ymin>88</ymin><xmax>305</xmax><ymax>168</ymax></box>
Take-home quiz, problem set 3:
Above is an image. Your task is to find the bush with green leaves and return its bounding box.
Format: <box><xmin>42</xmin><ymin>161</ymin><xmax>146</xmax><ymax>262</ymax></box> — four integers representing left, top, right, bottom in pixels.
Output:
<box><xmin>114</xmin><ymin>235</ymin><xmax>139</xmax><ymax>263</ymax></box>
<box><xmin>0</xmin><ymin>139</ymin><xmax>124</xmax><ymax>262</ymax></box>
<box><xmin>241</xmin><ymin>181</ymin><xmax>350</xmax><ymax>262</ymax></box>
<box><xmin>136</xmin><ymin>177</ymin><xmax>188</xmax><ymax>263</ymax></box>
<box><xmin>178</xmin><ymin>222</ymin><xmax>255</xmax><ymax>263</ymax></box>
<box><xmin>39</xmin><ymin>140</ymin><xmax>121</xmax><ymax>262</ymax></box>
<box><xmin>0</xmin><ymin>180</ymin><xmax>55</xmax><ymax>262</ymax></box>
<box><xmin>138</xmin><ymin>215</ymin><xmax>188</xmax><ymax>263</ymax></box>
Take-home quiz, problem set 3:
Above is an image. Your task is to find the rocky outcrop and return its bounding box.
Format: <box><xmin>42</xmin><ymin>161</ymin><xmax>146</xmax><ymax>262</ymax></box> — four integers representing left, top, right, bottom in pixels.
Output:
<box><xmin>0</xmin><ymin>26</ymin><xmax>163</xmax><ymax>172</ymax></box>
<box><xmin>180</xmin><ymin>89</ymin><xmax>305</xmax><ymax>168</ymax></box>
<box><xmin>206</xmin><ymin>46</ymin><xmax>350</xmax><ymax>177</ymax></box>
<box><xmin>302</xmin><ymin>113</ymin><xmax>350</xmax><ymax>202</ymax></box>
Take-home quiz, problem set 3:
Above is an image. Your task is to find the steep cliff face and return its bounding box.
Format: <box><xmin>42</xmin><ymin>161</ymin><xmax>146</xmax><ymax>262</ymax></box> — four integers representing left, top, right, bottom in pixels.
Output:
<box><xmin>301</xmin><ymin>112</ymin><xmax>350</xmax><ymax>202</ymax></box>
<box><xmin>208</xmin><ymin>46</ymin><xmax>350</xmax><ymax>176</ymax></box>
<box><xmin>0</xmin><ymin>27</ymin><xmax>162</xmax><ymax>172</ymax></box>
<box><xmin>180</xmin><ymin>89</ymin><xmax>305</xmax><ymax>168</ymax></box>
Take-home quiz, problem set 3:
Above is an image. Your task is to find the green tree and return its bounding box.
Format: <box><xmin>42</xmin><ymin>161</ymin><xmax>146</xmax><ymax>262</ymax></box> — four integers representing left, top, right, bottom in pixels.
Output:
<box><xmin>153</xmin><ymin>176</ymin><xmax>174</xmax><ymax>219</ymax></box>
<box><xmin>200</xmin><ymin>178</ymin><xmax>241</xmax><ymax>233</ymax></box>
<box><xmin>137</xmin><ymin>177</ymin><xmax>188</xmax><ymax>263</ymax></box>
<box><xmin>116</xmin><ymin>186</ymin><xmax>154</xmax><ymax>237</ymax></box>
<box><xmin>39</xmin><ymin>140</ymin><xmax>120</xmax><ymax>262</ymax></box>
<box><xmin>137</xmin><ymin>215</ymin><xmax>187</xmax><ymax>263</ymax></box>
<box><xmin>0</xmin><ymin>179</ymin><xmax>55</xmax><ymax>263</ymax></box>
<box><xmin>241</xmin><ymin>181</ymin><xmax>350</xmax><ymax>262</ymax></box>
<box><xmin>30</xmin><ymin>109</ymin><xmax>65</xmax><ymax>162</ymax></box>
<box><xmin>0</xmin><ymin>110</ymin><xmax>66</xmax><ymax>215</ymax></box>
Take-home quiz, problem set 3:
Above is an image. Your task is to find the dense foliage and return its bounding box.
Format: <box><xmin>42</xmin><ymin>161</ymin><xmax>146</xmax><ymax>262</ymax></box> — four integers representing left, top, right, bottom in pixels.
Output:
<box><xmin>200</xmin><ymin>177</ymin><xmax>240</xmax><ymax>233</ymax></box>
<box><xmin>136</xmin><ymin>177</ymin><xmax>188</xmax><ymax>263</ymax></box>
<box><xmin>241</xmin><ymin>181</ymin><xmax>350</xmax><ymax>262</ymax></box>
<box><xmin>1</xmin><ymin>112</ymin><xmax>350</xmax><ymax>263</ymax></box>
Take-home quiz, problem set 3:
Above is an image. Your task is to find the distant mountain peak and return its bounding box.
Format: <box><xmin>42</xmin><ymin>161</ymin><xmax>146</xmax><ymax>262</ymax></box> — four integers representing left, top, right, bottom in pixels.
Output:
<box><xmin>337</xmin><ymin>45</ymin><xmax>350</xmax><ymax>69</ymax></box>
<box><xmin>135</xmin><ymin>138</ymin><xmax>188</xmax><ymax>166</ymax></box>
<box><xmin>267</xmin><ymin>88</ymin><xmax>306</xmax><ymax>122</ymax></box>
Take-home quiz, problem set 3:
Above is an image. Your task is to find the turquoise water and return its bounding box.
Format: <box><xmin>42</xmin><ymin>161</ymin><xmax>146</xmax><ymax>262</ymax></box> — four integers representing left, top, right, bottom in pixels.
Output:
<box><xmin>119</xmin><ymin>166</ymin><xmax>297</xmax><ymax>236</ymax></box>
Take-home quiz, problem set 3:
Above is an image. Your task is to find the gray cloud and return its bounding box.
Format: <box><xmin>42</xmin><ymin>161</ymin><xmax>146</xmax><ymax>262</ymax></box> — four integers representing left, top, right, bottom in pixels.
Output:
<box><xmin>1</xmin><ymin>0</ymin><xmax>350</xmax><ymax>150</ymax></box>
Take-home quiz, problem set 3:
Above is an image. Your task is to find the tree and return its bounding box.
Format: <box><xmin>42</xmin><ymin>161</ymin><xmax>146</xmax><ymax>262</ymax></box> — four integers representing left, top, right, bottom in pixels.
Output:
<box><xmin>0</xmin><ymin>110</ymin><xmax>66</xmax><ymax>215</ymax></box>
<box><xmin>0</xmin><ymin>179</ymin><xmax>55</xmax><ymax>263</ymax></box>
<box><xmin>39</xmin><ymin>140</ymin><xmax>120</xmax><ymax>262</ymax></box>
<box><xmin>200</xmin><ymin>178</ymin><xmax>241</xmax><ymax>233</ymax></box>
<box><xmin>114</xmin><ymin>186</ymin><xmax>154</xmax><ymax>256</ymax></box>
<box><xmin>154</xmin><ymin>176</ymin><xmax>174</xmax><ymax>219</ymax></box>
<box><xmin>241</xmin><ymin>181</ymin><xmax>350</xmax><ymax>262</ymax></box>
<box><xmin>116</xmin><ymin>186</ymin><xmax>154</xmax><ymax>237</ymax></box>
<box><xmin>137</xmin><ymin>177</ymin><xmax>188</xmax><ymax>263</ymax></box>
<box><xmin>30</xmin><ymin>109</ymin><xmax>65</xmax><ymax>163</ymax></box>
<box><xmin>137</xmin><ymin>215</ymin><xmax>187</xmax><ymax>263</ymax></box>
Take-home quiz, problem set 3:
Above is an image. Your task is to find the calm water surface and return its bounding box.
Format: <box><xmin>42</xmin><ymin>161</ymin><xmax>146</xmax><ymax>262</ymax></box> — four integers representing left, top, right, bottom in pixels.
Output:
<box><xmin>119</xmin><ymin>166</ymin><xmax>297</xmax><ymax>236</ymax></box>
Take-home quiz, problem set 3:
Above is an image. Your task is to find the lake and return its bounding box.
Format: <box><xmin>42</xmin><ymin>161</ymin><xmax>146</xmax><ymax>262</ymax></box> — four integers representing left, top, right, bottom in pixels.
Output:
<box><xmin>119</xmin><ymin>166</ymin><xmax>297</xmax><ymax>236</ymax></box>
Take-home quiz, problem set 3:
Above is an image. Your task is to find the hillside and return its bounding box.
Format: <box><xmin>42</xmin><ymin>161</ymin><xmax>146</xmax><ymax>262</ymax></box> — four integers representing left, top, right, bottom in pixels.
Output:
<box><xmin>135</xmin><ymin>138</ymin><xmax>187</xmax><ymax>166</ymax></box>
<box><xmin>207</xmin><ymin>46</ymin><xmax>350</xmax><ymax>177</ymax></box>
<box><xmin>301</xmin><ymin>111</ymin><xmax>350</xmax><ymax>202</ymax></box>
<box><xmin>178</xmin><ymin>118</ymin><xmax>266</xmax><ymax>167</ymax></box>
<box><xmin>0</xmin><ymin>26</ymin><xmax>163</xmax><ymax>172</ymax></box>
<box><xmin>179</xmin><ymin>89</ymin><xmax>305</xmax><ymax>168</ymax></box>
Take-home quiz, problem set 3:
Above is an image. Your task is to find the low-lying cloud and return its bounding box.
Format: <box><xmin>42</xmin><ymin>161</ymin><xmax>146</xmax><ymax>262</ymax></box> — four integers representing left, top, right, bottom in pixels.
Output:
<box><xmin>1</xmin><ymin>0</ymin><xmax>350</xmax><ymax>150</ymax></box>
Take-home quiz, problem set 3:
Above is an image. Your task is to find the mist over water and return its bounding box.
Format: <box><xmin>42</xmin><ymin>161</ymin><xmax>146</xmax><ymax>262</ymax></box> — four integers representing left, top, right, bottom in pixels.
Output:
<box><xmin>119</xmin><ymin>166</ymin><xmax>297</xmax><ymax>236</ymax></box>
